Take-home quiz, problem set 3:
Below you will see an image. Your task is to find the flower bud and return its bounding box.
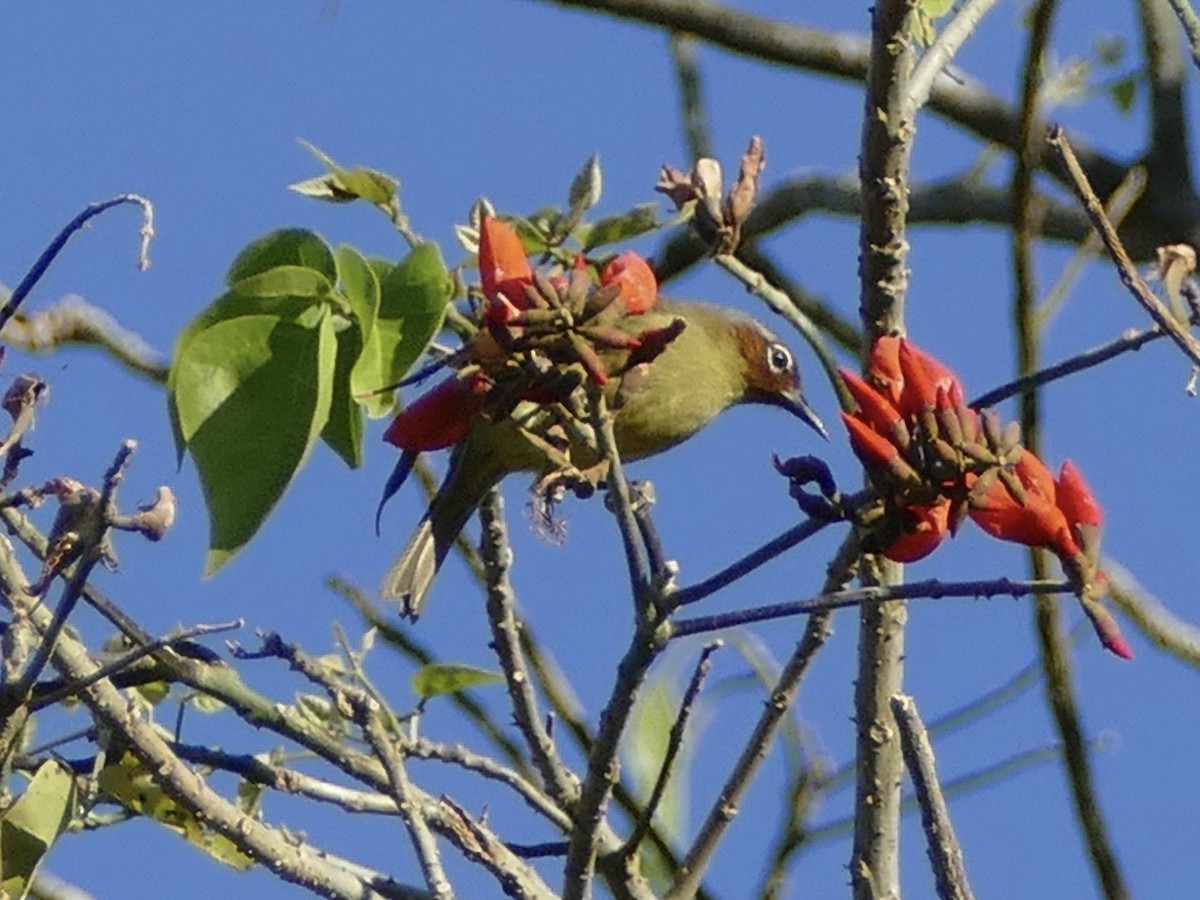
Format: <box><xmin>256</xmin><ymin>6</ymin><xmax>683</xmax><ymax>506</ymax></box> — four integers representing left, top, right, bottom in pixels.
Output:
<box><xmin>479</xmin><ymin>216</ymin><xmax>534</xmax><ymax>311</ymax></box>
<box><xmin>600</xmin><ymin>252</ymin><xmax>658</xmax><ymax>315</ymax></box>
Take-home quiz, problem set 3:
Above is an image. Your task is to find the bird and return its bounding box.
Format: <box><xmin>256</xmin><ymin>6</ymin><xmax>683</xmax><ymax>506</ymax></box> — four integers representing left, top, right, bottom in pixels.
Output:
<box><xmin>381</xmin><ymin>299</ymin><xmax>828</xmax><ymax>618</ymax></box>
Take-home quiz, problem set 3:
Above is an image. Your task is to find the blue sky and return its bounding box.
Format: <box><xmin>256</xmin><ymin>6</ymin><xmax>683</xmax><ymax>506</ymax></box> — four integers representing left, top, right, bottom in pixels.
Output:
<box><xmin>2</xmin><ymin>2</ymin><xmax>1196</xmax><ymax>898</ymax></box>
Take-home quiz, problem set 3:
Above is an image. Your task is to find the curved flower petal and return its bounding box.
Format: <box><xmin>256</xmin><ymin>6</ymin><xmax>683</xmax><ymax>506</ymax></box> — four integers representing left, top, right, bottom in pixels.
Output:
<box><xmin>600</xmin><ymin>251</ymin><xmax>658</xmax><ymax>314</ymax></box>
<box><xmin>383</xmin><ymin>372</ymin><xmax>490</xmax><ymax>452</ymax></box>
<box><xmin>840</xmin><ymin>369</ymin><xmax>903</xmax><ymax>436</ymax></box>
<box><xmin>1056</xmin><ymin>459</ymin><xmax>1103</xmax><ymax>528</ymax></box>
<box><xmin>884</xmin><ymin>500</ymin><xmax>951</xmax><ymax>563</ymax></box>
<box><xmin>479</xmin><ymin>216</ymin><xmax>534</xmax><ymax>310</ymax></box>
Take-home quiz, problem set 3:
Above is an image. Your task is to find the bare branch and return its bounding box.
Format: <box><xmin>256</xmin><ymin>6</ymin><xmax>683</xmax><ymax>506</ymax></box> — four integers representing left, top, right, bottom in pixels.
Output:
<box><xmin>666</xmin><ymin>536</ymin><xmax>857</xmax><ymax>900</ymax></box>
<box><xmin>355</xmin><ymin>694</ymin><xmax>454</xmax><ymax>900</ymax></box>
<box><xmin>670</xmin><ymin>576</ymin><xmax>1075</xmax><ymax>638</ymax></box>
<box><xmin>0</xmin><ymin>194</ymin><xmax>153</xmax><ymax>333</ymax></box>
<box><xmin>1049</xmin><ymin>126</ymin><xmax>1200</xmax><ymax>370</ymax></box>
<box><xmin>623</xmin><ymin>640</ymin><xmax>721</xmax><ymax>858</ymax></box>
<box><xmin>891</xmin><ymin>694</ymin><xmax>976</xmax><ymax>900</ymax></box>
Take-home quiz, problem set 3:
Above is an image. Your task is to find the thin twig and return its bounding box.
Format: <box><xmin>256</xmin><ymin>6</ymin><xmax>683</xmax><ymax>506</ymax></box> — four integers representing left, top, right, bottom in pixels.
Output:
<box><xmin>478</xmin><ymin>490</ymin><xmax>579</xmax><ymax>809</ymax></box>
<box><xmin>672</xmin><ymin>515</ymin><xmax>838</xmax><ymax>608</ymax></box>
<box><xmin>891</xmin><ymin>694</ymin><xmax>976</xmax><ymax>900</ymax></box>
<box><xmin>29</xmin><ymin>618</ymin><xmax>242</xmax><ymax>711</ymax></box>
<box><xmin>588</xmin><ymin>384</ymin><xmax>651</xmax><ymax>601</ymax></box>
<box><xmin>907</xmin><ymin>0</ymin><xmax>1005</xmax><ymax>113</ymax></box>
<box><xmin>623</xmin><ymin>640</ymin><xmax>721</xmax><ymax>858</ymax></box>
<box><xmin>328</xmin><ymin>576</ymin><xmax>532</xmax><ymax>773</ymax></box>
<box><xmin>0</xmin><ymin>195</ymin><xmax>153</xmax><ymax>333</ymax></box>
<box><xmin>669</xmin><ymin>32</ymin><xmax>713</xmax><ymax>161</ymax></box>
<box><xmin>736</xmin><ymin>243</ymin><xmax>864</xmax><ymax>355</ymax></box>
<box><xmin>1035</xmin><ymin>166</ymin><xmax>1147</xmax><ymax>331</ymax></box>
<box><xmin>357</xmin><ymin>696</ymin><xmax>454</xmax><ymax>900</ymax></box>
<box><xmin>666</xmin><ymin>536</ymin><xmax>856</xmax><ymax>900</ymax></box>
<box><xmin>1165</xmin><ymin>0</ymin><xmax>1200</xmax><ymax>71</ymax></box>
<box><xmin>1105</xmin><ymin>559</ymin><xmax>1200</xmax><ymax>669</ymax></box>
<box><xmin>670</xmin><ymin>577</ymin><xmax>1074</xmax><ymax>638</ymax></box>
<box><xmin>1049</xmin><ymin>126</ymin><xmax>1200</xmax><ymax>370</ymax></box>
<box><xmin>970</xmin><ymin>325</ymin><xmax>1165</xmax><ymax>408</ymax></box>
<box><xmin>714</xmin><ymin>253</ymin><xmax>842</xmax><ymax>394</ymax></box>
<box><xmin>13</xmin><ymin>442</ymin><xmax>137</xmax><ymax>698</ymax></box>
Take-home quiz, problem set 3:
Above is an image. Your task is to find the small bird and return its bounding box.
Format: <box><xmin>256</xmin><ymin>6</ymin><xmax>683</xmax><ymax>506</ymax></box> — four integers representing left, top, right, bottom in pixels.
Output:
<box><xmin>382</xmin><ymin>299</ymin><xmax>828</xmax><ymax>618</ymax></box>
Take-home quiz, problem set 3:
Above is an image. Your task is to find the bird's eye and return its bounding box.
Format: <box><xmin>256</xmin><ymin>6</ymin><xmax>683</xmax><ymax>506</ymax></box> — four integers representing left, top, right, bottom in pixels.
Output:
<box><xmin>766</xmin><ymin>343</ymin><xmax>794</xmax><ymax>375</ymax></box>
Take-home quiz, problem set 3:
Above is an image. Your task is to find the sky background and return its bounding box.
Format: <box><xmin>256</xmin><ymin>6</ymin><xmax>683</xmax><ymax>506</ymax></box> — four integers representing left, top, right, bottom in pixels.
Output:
<box><xmin>1</xmin><ymin>2</ymin><xmax>1197</xmax><ymax>898</ymax></box>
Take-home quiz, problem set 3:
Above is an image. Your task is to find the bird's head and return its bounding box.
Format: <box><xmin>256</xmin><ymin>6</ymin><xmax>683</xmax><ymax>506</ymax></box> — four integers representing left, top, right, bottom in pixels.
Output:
<box><xmin>732</xmin><ymin>318</ymin><xmax>829</xmax><ymax>440</ymax></box>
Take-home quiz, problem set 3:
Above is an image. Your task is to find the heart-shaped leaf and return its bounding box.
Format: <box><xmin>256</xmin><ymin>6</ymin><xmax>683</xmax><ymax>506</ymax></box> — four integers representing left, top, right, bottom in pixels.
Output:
<box><xmin>352</xmin><ymin>243</ymin><xmax>452</xmax><ymax>418</ymax></box>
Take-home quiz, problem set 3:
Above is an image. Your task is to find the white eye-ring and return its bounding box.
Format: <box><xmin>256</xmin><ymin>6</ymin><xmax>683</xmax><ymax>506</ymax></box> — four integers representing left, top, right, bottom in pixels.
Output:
<box><xmin>766</xmin><ymin>342</ymin><xmax>794</xmax><ymax>375</ymax></box>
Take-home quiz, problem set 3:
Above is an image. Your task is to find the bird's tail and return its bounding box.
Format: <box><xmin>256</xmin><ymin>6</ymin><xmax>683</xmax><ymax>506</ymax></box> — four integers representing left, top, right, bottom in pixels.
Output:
<box><xmin>381</xmin><ymin>448</ymin><xmax>500</xmax><ymax>619</ymax></box>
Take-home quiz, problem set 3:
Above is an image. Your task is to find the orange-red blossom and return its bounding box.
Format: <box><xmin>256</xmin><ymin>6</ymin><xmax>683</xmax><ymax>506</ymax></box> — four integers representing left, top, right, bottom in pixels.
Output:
<box><xmin>385</xmin><ymin>216</ymin><xmax>662</xmax><ymax>452</ymax></box>
<box><xmin>839</xmin><ymin>336</ymin><xmax>1130</xmax><ymax>659</ymax></box>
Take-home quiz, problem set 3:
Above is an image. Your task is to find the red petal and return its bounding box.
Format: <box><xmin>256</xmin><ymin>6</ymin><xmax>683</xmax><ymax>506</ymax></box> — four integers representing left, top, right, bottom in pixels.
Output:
<box><xmin>1015</xmin><ymin>450</ymin><xmax>1058</xmax><ymax>507</ymax></box>
<box><xmin>884</xmin><ymin>500</ymin><xmax>951</xmax><ymax>562</ymax></box>
<box><xmin>968</xmin><ymin>468</ymin><xmax>1074</xmax><ymax>553</ymax></box>
<box><xmin>383</xmin><ymin>374</ymin><xmax>489</xmax><ymax>452</ymax></box>
<box><xmin>842</xmin><ymin>412</ymin><xmax>900</xmax><ymax>469</ymax></box>
<box><xmin>840</xmin><ymin>369</ymin><xmax>903</xmax><ymax>434</ymax></box>
<box><xmin>479</xmin><ymin>217</ymin><xmax>533</xmax><ymax>308</ymax></box>
<box><xmin>600</xmin><ymin>252</ymin><xmax>658</xmax><ymax>314</ymax></box>
<box><xmin>867</xmin><ymin>336</ymin><xmax>904</xmax><ymax>406</ymax></box>
<box><xmin>897</xmin><ymin>340</ymin><xmax>938</xmax><ymax>416</ymax></box>
<box><xmin>1056</xmin><ymin>459</ymin><xmax>1103</xmax><ymax>528</ymax></box>
<box><xmin>1081</xmin><ymin>598</ymin><xmax>1134</xmax><ymax>660</ymax></box>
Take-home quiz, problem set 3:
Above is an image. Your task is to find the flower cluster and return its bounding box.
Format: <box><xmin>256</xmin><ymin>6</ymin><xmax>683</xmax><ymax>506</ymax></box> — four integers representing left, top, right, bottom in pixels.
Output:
<box><xmin>384</xmin><ymin>216</ymin><xmax>672</xmax><ymax>455</ymax></box>
<box><xmin>841</xmin><ymin>336</ymin><xmax>1130</xmax><ymax>659</ymax></box>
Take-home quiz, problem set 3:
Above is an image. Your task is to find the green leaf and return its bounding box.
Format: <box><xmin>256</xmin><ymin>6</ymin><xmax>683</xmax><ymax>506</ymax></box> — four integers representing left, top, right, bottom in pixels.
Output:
<box><xmin>172</xmin><ymin>306</ymin><xmax>336</xmax><ymax>574</ymax></box>
<box><xmin>453</xmin><ymin>223</ymin><xmax>480</xmax><ymax>256</ymax></box>
<box><xmin>512</xmin><ymin>209</ymin><xmax>559</xmax><ymax>254</ymax></box>
<box><xmin>98</xmin><ymin>751</ymin><xmax>253</xmax><ymax>871</ymax></box>
<box><xmin>322</xmin><ymin>245</ymin><xmax>376</xmax><ymax>467</ymax></box>
<box><xmin>580</xmin><ymin>204</ymin><xmax>661</xmax><ymax>251</ymax></box>
<box><xmin>322</xmin><ymin>315</ymin><xmax>365</xmax><ymax>468</ymax></box>
<box><xmin>351</xmin><ymin>243</ymin><xmax>452</xmax><ymax>418</ymax></box>
<box><xmin>411</xmin><ymin>663</ymin><xmax>502</xmax><ymax>699</ymax></box>
<box><xmin>567</xmin><ymin>152</ymin><xmax>603</xmax><ymax>218</ymax></box>
<box><xmin>226</xmin><ymin>228</ymin><xmax>337</xmax><ymax>287</ymax></box>
<box><xmin>725</xmin><ymin>633</ymin><xmax>806</xmax><ymax>773</ymax></box>
<box><xmin>230</xmin><ymin>264</ymin><xmax>335</xmax><ymax>299</ymax></box>
<box><xmin>134</xmin><ymin>680</ymin><xmax>171</xmax><ymax>706</ymax></box>
<box><xmin>170</xmin><ymin>292</ymin><xmax>314</xmax><ymax>445</ymax></box>
<box><xmin>625</xmin><ymin>678</ymin><xmax>687</xmax><ymax>843</ymax></box>
<box><xmin>921</xmin><ymin>0</ymin><xmax>954</xmax><ymax>17</ymax></box>
<box><xmin>335</xmin><ymin>245</ymin><xmax>380</xmax><ymax>331</ymax></box>
<box><xmin>290</xmin><ymin>139</ymin><xmax>400</xmax><ymax>211</ymax></box>
<box><xmin>1107</xmin><ymin>75</ymin><xmax>1138</xmax><ymax>116</ymax></box>
<box><xmin>0</xmin><ymin>760</ymin><xmax>76</xmax><ymax>900</ymax></box>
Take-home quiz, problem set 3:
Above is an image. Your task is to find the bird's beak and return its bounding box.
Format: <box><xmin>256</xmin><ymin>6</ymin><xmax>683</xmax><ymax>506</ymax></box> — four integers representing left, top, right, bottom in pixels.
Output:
<box><xmin>779</xmin><ymin>391</ymin><xmax>829</xmax><ymax>441</ymax></box>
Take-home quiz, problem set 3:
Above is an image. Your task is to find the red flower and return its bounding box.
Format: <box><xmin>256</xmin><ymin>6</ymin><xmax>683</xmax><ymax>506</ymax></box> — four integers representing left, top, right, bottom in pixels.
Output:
<box><xmin>600</xmin><ymin>252</ymin><xmax>658</xmax><ymax>315</ymax></box>
<box><xmin>841</xmin><ymin>411</ymin><xmax>901</xmax><ymax>469</ymax></box>
<box><xmin>968</xmin><ymin>450</ymin><xmax>1077</xmax><ymax>558</ymax></box>
<box><xmin>478</xmin><ymin>217</ymin><xmax>533</xmax><ymax>317</ymax></box>
<box><xmin>382</xmin><ymin>372</ymin><xmax>490</xmax><ymax>452</ymax></box>
<box><xmin>884</xmin><ymin>500</ymin><xmax>951</xmax><ymax>563</ymax></box>
<box><xmin>863</xmin><ymin>336</ymin><xmax>962</xmax><ymax>419</ymax></box>
<box><xmin>1056</xmin><ymin>459</ymin><xmax>1103</xmax><ymax>565</ymax></box>
<box><xmin>840</xmin><ymin>369</ymin><xmax>907</xmax><ymax>447</ymax></box>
